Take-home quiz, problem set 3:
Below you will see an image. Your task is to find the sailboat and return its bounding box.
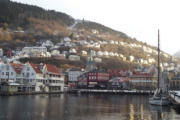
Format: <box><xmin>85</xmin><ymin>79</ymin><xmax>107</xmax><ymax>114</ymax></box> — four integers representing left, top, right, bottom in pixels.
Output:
<box><xmin>149</xmin><ymin>30</ymin><xmax>170</xmax><ymax>106</ymax></box>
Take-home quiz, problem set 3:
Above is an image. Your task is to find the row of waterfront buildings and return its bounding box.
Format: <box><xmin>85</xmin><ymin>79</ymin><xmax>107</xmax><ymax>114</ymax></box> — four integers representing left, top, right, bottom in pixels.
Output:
<box><xmin>68</xmin><ymin>65</ymin><xmax>158</xmax><ymax>90</ymax></box>
<box><xmin>68</xmin><ymin>61</ymin><xmax>180</xmax><ymax>90</ymax></box>
<box><xmin>0</xmin><ymin>54</ymin><xmax>180</xmax><ymax>93</ymax></box>
<box><xmin>0</xmin><ymin>62</ymin><xmax>64</xmax><ymax>92</ymax></box>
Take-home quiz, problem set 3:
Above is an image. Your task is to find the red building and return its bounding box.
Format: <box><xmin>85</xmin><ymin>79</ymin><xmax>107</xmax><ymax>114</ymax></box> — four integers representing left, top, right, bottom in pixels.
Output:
<box><xmin>78</xmin><ymin>70</ymin><xmax>109</xmax><ymax>88</ymax></box>
<box><xmin>108</xmin><ymin>69</ymin><xmax>129</xmax><ymax>79</ymax></box>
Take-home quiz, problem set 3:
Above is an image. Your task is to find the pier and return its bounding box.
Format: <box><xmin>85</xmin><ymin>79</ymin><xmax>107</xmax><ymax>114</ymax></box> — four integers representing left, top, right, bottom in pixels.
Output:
<box><xmin>0</xmin><ymin>89</ymin><xmax>154</xmax><ymax>96</ymax></box>
<box><xmin>0</xmin><ymin>91</ymin><xmax>63</xmax><ymax>96</ymax></box>
<box><xmin>68</xmin><ymin>89</ymin><xmax>154</xmax><ymax>95</ymax></box>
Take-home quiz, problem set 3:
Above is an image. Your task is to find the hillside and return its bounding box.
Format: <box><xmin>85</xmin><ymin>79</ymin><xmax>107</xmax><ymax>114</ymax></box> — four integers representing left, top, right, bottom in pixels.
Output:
<box><xmin>0</xmin><ymin>0</ymin><xmax>177</xmax><ymax>70</ymax></box>
<box><xmin>0</xmin><ymin>0</ymin><xmax>73</xmax><ymax>48</ymax></box>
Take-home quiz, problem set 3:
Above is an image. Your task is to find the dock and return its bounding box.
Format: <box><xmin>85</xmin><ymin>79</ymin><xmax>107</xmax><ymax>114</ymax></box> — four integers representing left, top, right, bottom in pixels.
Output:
<box><xmin>68</xmin><ymin>89</ymin><xmax>154</xmax><ymax>95</ymax></box>
<box><xmin>0</xmin><ymin>91</ymin><xmax>63</xmax><ymax>96</ymax></box>
<box><xmin>0</xmin><ymin>89</ymin><xmax>155</xmax><ymax>96</ymax></box>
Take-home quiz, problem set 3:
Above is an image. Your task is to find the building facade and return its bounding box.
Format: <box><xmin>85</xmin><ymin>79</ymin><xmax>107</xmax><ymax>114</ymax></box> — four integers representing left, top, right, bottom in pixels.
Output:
<box><xmin>0</xmin><ymin>62</ymin><xmax>64</xmax><ymax>92</ymax></box>
<box><xmin>68</xmin><ymin>68</ymin><xmax>84</xmax><ymax>88</ymax></box>
<box><xmin>129</xmin><ymin>71</ymin><xmax>157</xmax><ymax>90</ymax></box>
<box><xmin>78</xmin><ymin>70</ymin><xmax>109</xmax><ymax>88</ymax></box>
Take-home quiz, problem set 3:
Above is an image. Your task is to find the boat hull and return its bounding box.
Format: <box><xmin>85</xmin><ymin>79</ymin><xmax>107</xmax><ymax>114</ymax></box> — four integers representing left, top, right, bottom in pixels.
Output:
<box><xmin>169</xmin><ymin>91</ymin><xmax>180</xmax><ymax>109</ymax></box>
<box><xmin>149</xmin><ymin>97</ymin><xmax>170</xmax><ymax>106</ymax></box>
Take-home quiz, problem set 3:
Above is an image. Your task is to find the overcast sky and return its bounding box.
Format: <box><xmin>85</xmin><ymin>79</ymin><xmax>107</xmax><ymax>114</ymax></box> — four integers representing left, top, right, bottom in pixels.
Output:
<box><xmin>12</xmin><ymin>0</ymin><xmax>180</xmax><ymax>55</ymax></box>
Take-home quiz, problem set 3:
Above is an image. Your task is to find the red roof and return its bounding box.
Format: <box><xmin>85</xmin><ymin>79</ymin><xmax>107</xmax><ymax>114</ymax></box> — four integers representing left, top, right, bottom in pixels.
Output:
<box><xmin>30</xmin><ymin>63</ymin><xmax>42</xmax><ymax>74</ymax></box>
<box><xmin>10</xmin><ymin>63</ymin><xmax>24</xmax><ymax>74</ymax></box>
<box><xmin>45</xmin><ymin>64</ymin><xmax>61</xmax><ymax>75</ymax></box>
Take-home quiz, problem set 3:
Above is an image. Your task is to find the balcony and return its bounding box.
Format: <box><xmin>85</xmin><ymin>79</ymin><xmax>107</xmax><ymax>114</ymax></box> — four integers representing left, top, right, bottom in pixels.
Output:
<box><xmin>46</xmin><ymin>83</ymin><xmax>62</xmax><ymax>86</ymax></box>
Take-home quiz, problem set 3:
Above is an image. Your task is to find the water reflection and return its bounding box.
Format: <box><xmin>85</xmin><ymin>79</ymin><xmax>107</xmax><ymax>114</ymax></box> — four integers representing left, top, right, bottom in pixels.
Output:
<box><xmin>0</xmin><ymin>94</ymin><xmax>180</xmax><ymax>120</ymax></box>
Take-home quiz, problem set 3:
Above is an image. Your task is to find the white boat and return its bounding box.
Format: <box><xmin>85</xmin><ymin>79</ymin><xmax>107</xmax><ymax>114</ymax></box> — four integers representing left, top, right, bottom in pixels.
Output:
<box><xmin>149</xmin><ymin>30</ymin><xmax>170</xmax><ymax>106</ymax></box>
<box><xmin>169</xmin><ymin>91</ymin><xmax>180</xmax><ymax>107</ymax></box>
<box><xmin>149</xmin><ymin>103</ymin><xmax>170</xmax><ymax>112</ymax></box>
<box><xmin>149</xmin><ymin>89</ymin><xmax>170</xmax><ymax>105</ymax></box>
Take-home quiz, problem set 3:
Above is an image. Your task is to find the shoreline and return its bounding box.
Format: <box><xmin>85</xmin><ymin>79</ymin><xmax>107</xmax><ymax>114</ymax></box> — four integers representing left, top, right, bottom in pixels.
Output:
<box><xmin>0</xmin><ymin>89</ymin><xmax>154</xmax><ymax>96</ymax></box>
<box><xmin>0</xmin><ymin>91</ymin><xmax>63</xmax><ymax>96</ymax></box>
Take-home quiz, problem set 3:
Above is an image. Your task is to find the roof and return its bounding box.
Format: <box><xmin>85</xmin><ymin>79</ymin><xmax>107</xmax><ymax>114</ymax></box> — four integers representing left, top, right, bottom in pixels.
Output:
<box><xmin>88</xmin><ymin>69</ymin><xmax>108</xmax><ymax>73</ymax></box>
<box><xmin>10</xmin><ymin>63</ymin><xmax>24</xmax><ymax>74</ymax></box>
<box><xmin>45</xmin><ymin>64</ymin><xmax>61</xmax><ymax>75</ymax></box>
<box><xmin>30</xmin><ymin>63</ymin><xmax>42</xmax><ymax>74</ymax></box>
<box><xmin>69</xmin><ymin>68</ymin><xmax>81</xmax><ymax>71</ymax></box>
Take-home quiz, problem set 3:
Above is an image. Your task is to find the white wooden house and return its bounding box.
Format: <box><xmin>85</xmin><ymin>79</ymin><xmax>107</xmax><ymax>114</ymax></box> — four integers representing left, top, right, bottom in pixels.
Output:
<box><xmin>94</xmin><ymin>57</ymin><xmax>102</xmax><ymax>63</ymax></box>
<box><xmin>81</xmin><ymin>50</ymin><xmax>87</xmax><ymax>55</ymax></box>
<box><xmin>129</xmin><ymin>56</ymin><xmax>134</xmax><ymax>62</ymax></box>
<box><xmin>97</xmin><ymin>51</ymin><xmax>103</xmax><ymax>56</ymax></box>
<box><xmin>0</xmin><ymin>63</ymin><xmax>24</xmax><ymax>83</ymax></box>
<box><xmin>69</xmin><ymin>55</ymin><xmax>80</xmax><ymax>61</ymax></box>
<box><xmin>51</xmin><ymin>50</ymin><xmax>60</xmax><ymax>56</ymax></box>
<box><xmin>103</xmin><ymin>51</ymin><xmax>109</xmax><ymax>56</ymax></box>
<box><xmin>42</xmin><ymin>40</ymin><xmax>54</xmax><ymax>47</ymax></box>
<box><xmin>0</xmin><ymin>63</ymin><xmax>64</xmax><ymax>92</ymax></box>
<box><xmin>68</xmin><ymin>68</ymin><xmax>84</xmax><ymax>86</ymax></box>
<box><xmin>43</xmin><ymin>64</ymin><xmax>64</xmax><ymax>92</ymax></box>
<box><xmin>69</xmin><ymin>48</ymin><xmax>77</xmax><ymax>53</ymax></box>
<box><xmin>64</xmin><ymin>37</ymin><xmax>71</xmax><ymax>42</ymax></box>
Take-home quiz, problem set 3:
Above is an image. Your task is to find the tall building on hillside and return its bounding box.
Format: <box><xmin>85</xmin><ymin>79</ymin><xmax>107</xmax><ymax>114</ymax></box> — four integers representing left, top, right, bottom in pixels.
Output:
<box><xmin>85</xmin><ymin>50</ymin><xmax>96</xmax><ymax>71</ymax></box>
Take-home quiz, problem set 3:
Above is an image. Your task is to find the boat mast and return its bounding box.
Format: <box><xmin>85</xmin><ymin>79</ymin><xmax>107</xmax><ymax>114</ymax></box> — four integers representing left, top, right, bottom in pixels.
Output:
<box><xmin>158</xmin><ymin>29</ymin><xmax>160</xmax><ymax>89</ymax></box>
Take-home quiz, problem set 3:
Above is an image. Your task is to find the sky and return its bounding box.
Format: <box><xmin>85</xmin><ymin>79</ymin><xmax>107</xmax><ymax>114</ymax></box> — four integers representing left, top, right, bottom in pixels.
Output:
<box><xmin>11</xmin><ymin>0</ymin><xmax>180</xmax><ymax>55</ymax></box>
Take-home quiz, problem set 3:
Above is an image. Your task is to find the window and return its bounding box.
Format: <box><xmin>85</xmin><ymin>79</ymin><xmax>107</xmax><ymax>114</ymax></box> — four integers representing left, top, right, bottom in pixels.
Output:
<box><xmin>6</xmin><ymin>72</ymin><xmax>9</xmax><ymax>76</ymax></box>
<box><xmin>32</xmin><ymin>73</ymin><xmax>34</xmax><ymax>76</ymax></box>
<box><xmin>27</xmin><ymin>67</ymin><xmax>30</xmax><ymax>71</ymax></box>
<box><xmin>2</xmin><ymin>72</ymin><xmax>4</xmax><ymax>75</ymax></box>
<box><xmin>6</xmin><ymin>66</ymin><xmax>9</xmax><ymax>70</ymax></box>
<box><xmin>11</xmin><ymin>72</ymin><xmax>13</xmax><ymax>76</ymax></box>
<box><xmin>27</xmin><ymin>73</ymin><xmax>30</xmax><ymax>77</ymax></box>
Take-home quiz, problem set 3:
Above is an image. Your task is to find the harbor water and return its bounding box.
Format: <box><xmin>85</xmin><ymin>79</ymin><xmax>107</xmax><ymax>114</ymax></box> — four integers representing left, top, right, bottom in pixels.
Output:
<box><xmin>0</xmin><ymin>94</ymin><xmax>180</xmax><ymax>120</ymax></box>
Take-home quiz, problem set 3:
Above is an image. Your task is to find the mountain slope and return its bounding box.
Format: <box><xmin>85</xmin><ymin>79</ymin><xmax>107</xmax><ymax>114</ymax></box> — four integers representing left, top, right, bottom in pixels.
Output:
<box><xmin>0</xmin><ymin>0</ymin><xmax>176</xmax><ymax>69</ymax></box>
<box><xmin>0</xmin><ymin>0</ymin><xmax>74</xmax><ymax>27</ymax></box>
